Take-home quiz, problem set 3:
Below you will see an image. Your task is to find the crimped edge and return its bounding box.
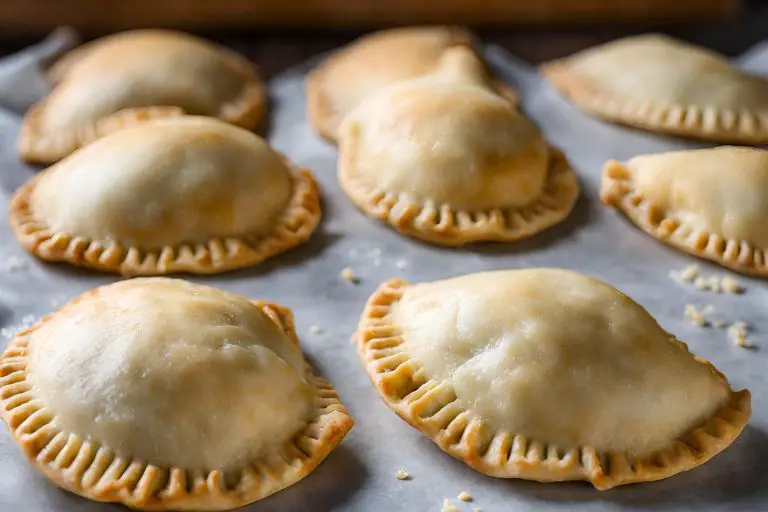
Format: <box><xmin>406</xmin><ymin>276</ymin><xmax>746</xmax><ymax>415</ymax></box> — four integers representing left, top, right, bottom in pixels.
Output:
<box><xmin>8</xmin><ymin>165</ymin><xmax>322</xmax><ymax>276</ymax></box>
<box><xmin>355</xmin><ymin>278</ymin><xmax>751</xmax><ymax>490</ymax></box>
<box><xmin>306</xmin><ymin>26</ymin><xmax>517</xmax><ymax>144</ymax></box>
<box><xmin>600</xmin><ymin>159</ymin><xmax>768</xmax><ymax>276</ymax></box>
<box><xmin>338</xmin><ymin>142</ymin><xmax>580</xmax><ymax>246</ymax></box>
<box><xmin>19</xmin><ymin>47</ymin><xmax>267</xmax><ymax>164</ymax></box>
<box><xmin>0</xmin><ymin>293</ymin><xmax>354</xmax><ymax>511</ymax></box>
<box><xmin>540</xmin><ymin>59</ymin><xmax>768</xmax><ymax>144</ymax></box>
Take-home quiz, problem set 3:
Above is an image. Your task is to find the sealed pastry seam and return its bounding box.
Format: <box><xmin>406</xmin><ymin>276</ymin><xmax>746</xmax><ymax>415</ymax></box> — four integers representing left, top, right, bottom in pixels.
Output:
<box><xmin>339</xmin><ymin>143</ymin><xmax>579</xmax><ymax>246</ymax></box>
<box><xmin>0</xmin><ymin>298</ymin><xmax>353</xmax><ymax>510</ymax></box>
<box><xmin>356</xmin><ymin>278</ymin><xmax>751</xmax><ymax>489</ymax></box>
<box><xmin>601</xmin><ymin>160</ymin><xmax>768</xmax><ymax>276</ymax></box>
<box><xmin>18</xmin><ymin>46</ymin><xmax>267</xmax><ymax>163</ymax></box>
<box><xmin>9</xmin><ymin>165</ymin><xmax>321</xmax><ymax>276</ymax></box>
<box><xmin>541</xmin><ymin>60</ymin><xmax>768</xmax><ymax>143</ymax></box>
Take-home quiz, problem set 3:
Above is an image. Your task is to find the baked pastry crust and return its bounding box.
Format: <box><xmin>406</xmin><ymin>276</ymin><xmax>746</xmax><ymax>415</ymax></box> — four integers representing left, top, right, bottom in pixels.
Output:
<box><xmin>356</xmin><ymin>270</ymin><xmax>751</xmax><ymax>489</ymax></box>
<box><xmin>602</xmin><ymin>146</ymin><xmax>768</xmax><ymax>276</ymax></box>
<box><xmin>0</xmin><ymin>278</ymin><xmax>353</xmax><ymax>511</ymax></box>
<box><xmin>307</xmin><ymin>26</ymin><xmax>518</xmax><ymax>142</ymax></box>
<box><xmin>10</xmin><ymin>117</ymin><xmax>321</xmax><ymax>276</ymax></box>
<box><xmin>541</xmin><ymin>34</ymin><xmax>768</xmax><ymax>143</ymax></box>
<box><xmin>19</xmin><ymin>29</ymin><xmax>267</xmax><ymax>163</ymax></box>
<box><xmin>337</xmin><ymin>51</ymin><xmax>578</xmax><ymax>246</ymax></box>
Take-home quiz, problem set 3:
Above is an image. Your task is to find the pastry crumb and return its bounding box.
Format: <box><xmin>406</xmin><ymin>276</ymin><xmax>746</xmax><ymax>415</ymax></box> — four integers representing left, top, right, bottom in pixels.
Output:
<box><xmin>713</xmin><ymin>319</ymin><xmax>726</xmax><ymax>329</ymax></box>
<box><xmin>394</xmin><ymin>468</ymin><xmax>410</xmax><ymax>480</ymax></box>
<box><xmin>396</xmin><ymin>258</ymin><xmax>408</xmax><ymax>270</ymax></box>
<box><xmin>472</xmin><ymin>509</ymin><xmax>482</xmax><ymax>512</ymax></box>
<box><xmin>728</xmin><ymin>321</ymin><xmax>753</xmax><ymax>349</ymax></box>
<box><xmin>684</xmin><ymin>304</ymin><xmax>707</xmax><ymax>327</ymax></box>
<box><xmin>701</xmin><ymin>304</ymin><xmax>715</xmax><ymax>316</ymax></box>
<box><xmin>721</xmin><ymin>276</ymin><xmax>743</xmax><ymax>294</ymax></box>
<box><xmin>340</xmin><ymin>266</ymin><xmax>360</xmax><ymax>284</ymax></box>
<box><xmin>679</xmin><ymin>264</ymin><xmax>700</xmax><ymax>282</ymax></box>
<box><xmin>693</xmin><ymin>276</ymin><xmax>708</xmax><ymax>290</ymax></box>
<box><xmin>457</xmin><ymin>490</ymin><xmax>472</xmax><ymax>502</ymax></box>
<box><xmin>441</xmin><ymin>499</ymin><xmax>461</xmax><ymax>512</ymax></box>
<box><xmin>309</xmin><ymin>325</ymin><xmax>324</xmax><ymax>335</ymax></box>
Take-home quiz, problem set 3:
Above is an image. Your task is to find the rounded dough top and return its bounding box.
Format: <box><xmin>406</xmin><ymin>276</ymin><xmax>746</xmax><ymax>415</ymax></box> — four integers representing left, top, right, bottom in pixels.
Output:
<box><xmin>341</xmin><ymin>67</ymin><xmax>548</xmax><ymax>211</ymax></box>
<box><xmin>30</xmin><ymin>116</ymin><xmax>293</xmax><ymax>249</ymax></box>
<box><xmin>42</xmin><ymin>30</ymin><xmax>255</xmax><ymax>133</ymax></box>
<box><xmin>392</xmin><ymin>269</ymin><xmax>729</xmax><ymax>457</ymax></box>
<box><xmin>26</xmin><ymin>278</ymin><xmax>314</xmax><ymax>471</ymax></box>
<box><xmin>627</xmin><ymin>146</ymin><xmax>768</xmax><ymax>246</ymax></box>
<box><xmin>561</xmin><ymin>34</ymin><xmax>768</xmax><ymax>109</ymax></box>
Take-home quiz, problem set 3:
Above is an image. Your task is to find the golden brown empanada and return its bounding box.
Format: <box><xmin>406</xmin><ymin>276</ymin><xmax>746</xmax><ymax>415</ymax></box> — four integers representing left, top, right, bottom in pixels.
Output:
<box><xmin>19</xmin><ymin>30</ymin><xmax>267</xmax><ymax>163</ymax></box>
<box><xmin>356</xmin><ymin>269</ymin><xmax>750</xmax><ymax>489</ymax></box>
<box><xmin>337</xmin><ymin>47</ymin><xmax>578</xmax><ymax>246</ymax></box>
<box><xmin>307</xmin><ymin>26</ymin><xmax>517</xmax><ymax>142</ymax></box>
<box><xmin>541</xmin><ymin>34</ymin><xmax>768</xmax><ymax>143</ymax></box>
<box><xmin>0</xmin><ymin>278</ymin><xmax>353</xmax><ymax>510</ymax></box>
<box><xmin>10</xmin><ymin>116</ymin><xmax>320</xmax><ymax>275</ymax></box>
<box><xmin>602</xmin><ymin>146</ymin><xmax>768</xmax><ymax>276</ymax></box>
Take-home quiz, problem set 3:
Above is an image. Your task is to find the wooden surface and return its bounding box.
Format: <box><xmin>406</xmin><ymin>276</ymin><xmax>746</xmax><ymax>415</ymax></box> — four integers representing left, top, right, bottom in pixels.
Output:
<box><xmin>0</xmin><ymin>0</ymin><xmax>739</xmax><ymax>37</ymax></box>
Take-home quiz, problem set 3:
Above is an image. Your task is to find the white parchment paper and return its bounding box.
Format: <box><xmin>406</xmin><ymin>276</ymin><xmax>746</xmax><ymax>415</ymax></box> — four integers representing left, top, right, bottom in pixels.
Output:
<box><xmin>0</xmin><ymin>32</ymin><xmax>767</xmax><ymax>512</ymax></box>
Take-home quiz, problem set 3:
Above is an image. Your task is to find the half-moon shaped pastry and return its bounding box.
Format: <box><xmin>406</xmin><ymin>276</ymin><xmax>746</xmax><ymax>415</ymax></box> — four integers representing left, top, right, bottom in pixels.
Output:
<box><xmin>602</xmin><ymin>146</ymin><xmax>768</xmax><ymax>276</ymax></box>
<box><xmin>541</xmin><ymin>34</ymin><xmax>768</xmax><ymax>143</ymax></box>
<box><xmin>0</xmin><ymin>278</ymin><xmax>354</xmax><ymax>510</ymax></box>
<box><xmin>10</xmin><ymin>116</ymin><xmax>320</xmax><ymax>276</ymax></box>
<box><xmin>307</xmin><ymin>26</ymin><xmax>517</xmax><ymax>142</ymax></box>
<box><xmin>356</xmin><ymin>269</ymin><xmax>750</xmax><ymax>489</ymax></box>
<box><xmin>19</xmin><ymin>30</ymin><xmax>267</xmax><ymax>163</ymax></box>
<box><xmin>337</xmin><ymin>48</ymin><xmax>578</xmax><ymax>246</ymax></box>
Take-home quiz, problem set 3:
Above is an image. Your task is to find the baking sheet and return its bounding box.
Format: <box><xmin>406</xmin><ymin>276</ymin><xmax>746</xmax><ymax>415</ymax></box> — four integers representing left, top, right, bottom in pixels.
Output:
<box><xmin>1</xmin><ymin>32</ymin><xmax>768</xmax><ymax>512</ymax></box>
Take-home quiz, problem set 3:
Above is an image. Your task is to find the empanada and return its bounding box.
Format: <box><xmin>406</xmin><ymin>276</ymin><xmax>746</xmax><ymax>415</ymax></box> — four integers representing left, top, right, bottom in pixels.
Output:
<box><xmin>307</xmin><ymin>26</ymin><xmax>517</xmax><ymax>142</ymax></box>
<box><xmin>337</xmin><ymin>47</ymin><xmax>578</xmax><ymax>246</ymax></box>
<box><xmin>356</xmin><ymin>269</ymin><xmax>750</xmax><ymax>489</ymax></box>
<box><xmin>0</xmin><ymin>278</ymin><xmax>353</xmax><ymax>510</ymax></box>
<box><xmin>602</xmin><ymin>146</ymin><xmax>768</xmax><ymax>276</ymax></box>
<box><xmin>541</xmin><ymin>34</ymin><xmax>768</xmax><ymax>143</ymax></box>
<box><xmin>10</xmin><ymin>116</ymin><xmax>320</xmax><ymax>275</ymax></box>
<box><xmin>19</xmin><ymin>30</ymin><xmax>267</xmax><ymax>163</ymax></box>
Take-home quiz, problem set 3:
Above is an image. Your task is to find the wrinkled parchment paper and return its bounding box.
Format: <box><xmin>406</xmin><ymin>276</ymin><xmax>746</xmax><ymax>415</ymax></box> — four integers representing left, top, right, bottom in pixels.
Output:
<box><xmin>1</xmin><ymin>31</ymin><xmax>767</xmax><ymax>512</ymax></box>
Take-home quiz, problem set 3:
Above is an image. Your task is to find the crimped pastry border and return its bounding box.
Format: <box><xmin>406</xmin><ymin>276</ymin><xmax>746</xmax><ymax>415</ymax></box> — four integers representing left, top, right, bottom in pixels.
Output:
<box><xmin>18</xmin><ymin>47</ymin><xmax>267</xmax><ymax>164</ymax></box>
<box><xmin>541</xmin><ymin>60</ymin><xmax>768</xmax><ymax>144</ymax></box>
<box><xmin>338</xmin><ymin>143</ymin><xmax>580</xmax><ymax>246</ymax></box>
<box><xmin>306</xmin><ymin>27</ymin><xmax>518</xmax><ymax>144</ymax></box>
<box><xmin>601</xmin><ymin>159</ymin><xmax>768</xmax><ymax>276</ymax></box>
<box><xmin>9</xmin><ymin>166</ymin><xmax>321</xmax><ymax>276</ymax></box>
<box><xmin>356</xmin><ymin>278</ymin><xmax>751</xmax><ymax>489</ymax></box>
<box><xmin>0</xmin><ymin>294</ymin><xmax>354</xmax><ymax>511</ymax></box>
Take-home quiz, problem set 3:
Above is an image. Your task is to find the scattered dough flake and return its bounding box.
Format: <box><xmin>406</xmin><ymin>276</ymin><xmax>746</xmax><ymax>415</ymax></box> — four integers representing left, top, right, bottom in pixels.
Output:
<box><xmin>340</xmin><ymin>266</ymin><xmax>360</xmax><ymax>284</ymax></box>
<box><xmin>395</xmin><ymin>259</ymin><xmax>408</xmax><ymax>270</ymax></box>
<box><xmin>473</xmin><ymin>509</ymin><xmax>482</xmax><ymax>512</ymax></box>
<box><xmin>309</xmin><ymin>325</ymin><xmax>324</xmax><ymax>335</ymax></box>
<box><xmin>728</xmin><ymin>321</ymin><xmax>753</xmax><ymax>349</ymax></box>
<box><xmin>684</xmin><ymin>304</ymin><xmax>707</xmax><ymax>327</ymax></box>
<box><xmin>713</xmin><ymin>319</ymin><xmax>726</xmax><ymax>329</ymax></box>
<box><xmin>441</xmin><ymin>499</ymin><xmax>461</xmax><ymax>512</ymax></box>
<box><xmin>394</xmin><ymin>468</ymin><xmax>410</xmax><ymax>480</ymax></box>
<box><xmin>457</xmin><ymin>490</ymin><xmax>472</xmax><ymax>502</ymax></box>
<box><xmin>677</xmin><ymin>264</ymin><xmax>700</xmax><ymax>282</ymax></box>
<box><xmin>721</xmin><ymin>276</ymin><xmax>743</xmax><ymax>294</ymax></box>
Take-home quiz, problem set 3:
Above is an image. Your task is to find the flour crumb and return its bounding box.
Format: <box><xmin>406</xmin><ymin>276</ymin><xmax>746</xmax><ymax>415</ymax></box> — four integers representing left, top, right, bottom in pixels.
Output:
<box><xmin>1</xmin><ymin>255</ymin><xmax>28</xmax><ymax>273</ymax></box>
<box><xmin>679</xmin><ymin>264</ymin><xmax>700</xmax><ymax>282</ymax></box>
<box><xmin>441</xmin><ymin>499</ymin><xmax>461</xmax><ymax>512</ymax></box>
<box><xmin>457</xmin><ymin>490</ymin><xmax>472</xmax><ymax>502</ymax></box>
<box><xmin>0</xmin><ymin>314</ymin><xmax>37</xmax><ymax>340</ymax></box>
<box><xmin>340</xmin><ymin>266</ymin><xmax>359</xmax><ymax>284</ymax></box>
<box><xmin>728</xmin><ymin>321</ymin><xmax>753</xmax><ymax>349</ymax></box>
<box><xmin>309</xmin><ymin>325</ymin><xmax>324</xmax><ymax>335</ymax></box>
<box><xmin>396</xmin><ymin>259</ymin><xmax>408</xmax><ymax>270</ymax></box>
<box><xmin>713</xmin><ymin>319</ymin><xmax>726</xmax><ymax>329</ymax></box>
<box><xmin>721</xmin><ymin>276</ymin><xmax>743</xmax><ymax>294</ymax></box>
<box><xmin>394</xmin><ymin>468</ymin><xmax>410</xmax><ymax>480</ymax></box>
<box><xmin>684</xmin><ymin>304</ymin><xmax>707</xmax><ymax>327</ymax></box>
<box><xmin>701</xmin><ymin>304</ymin><xmax>715</xmax><ymax>316</ymax></box>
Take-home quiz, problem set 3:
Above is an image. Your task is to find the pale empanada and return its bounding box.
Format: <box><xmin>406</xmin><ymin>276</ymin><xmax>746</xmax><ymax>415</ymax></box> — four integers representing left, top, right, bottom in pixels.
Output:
<box><xmin>356</xmin><ymin>269</ymin><xmax>750</xmax><ymax>489</ymax></box>
<box><xmin>0</xmin><ymin>278</ymin><xmax>353</xmax><ymax>510</ymax></box>
<box><xmin>602</xmin><ymin>146</ymin><xmax>768</xmax><ymax>276</ymax></box>
<box><xmin>337</xmin><ymin>47</ymin><xmax>578</xmax><ymax>246</ymax></box>
<box><xmin>307</xmin><ymin>26</ymin><xmax>517</xmax><ymax>142</ymax></box>
<box><xmin>541</xmin><ymin>34</ymin><xmax>768</xmax><ymax>143</ymax></box>
<box><xmin>10</xmin><ymin>116</ymin><xmax>320</xmax><ymax>276</ymax></box>
<box><xmin>19</xmin><ymin>30</ymin><xmax>267</xmax><ymax>163</ymax></box>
